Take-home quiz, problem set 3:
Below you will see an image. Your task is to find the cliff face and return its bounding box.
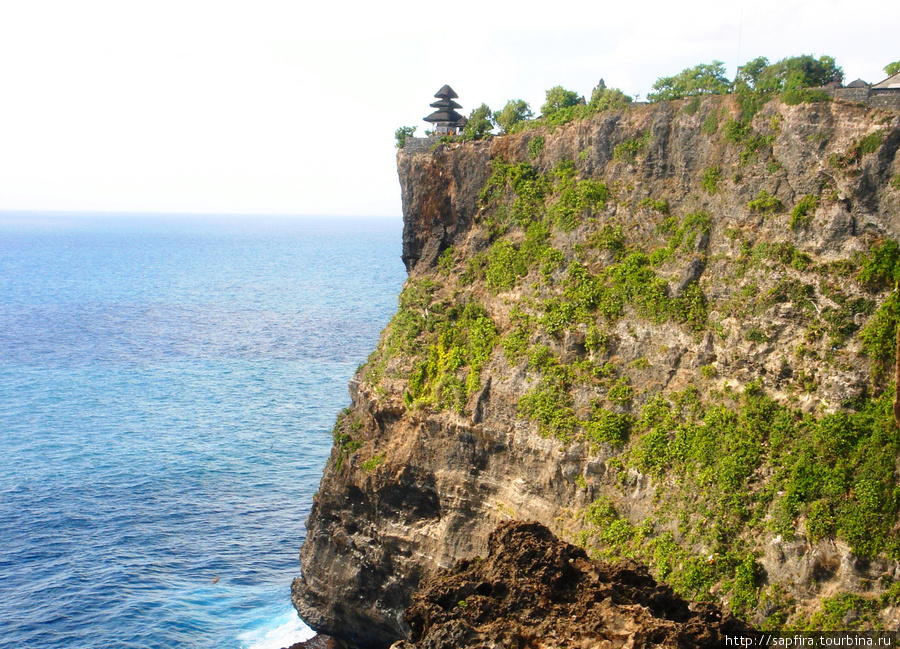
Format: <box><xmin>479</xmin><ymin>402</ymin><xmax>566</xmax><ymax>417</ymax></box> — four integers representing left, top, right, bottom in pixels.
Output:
<box><xmin>293</xmin><ymin>96</ymin><xmax>900</xmax><ymax>647</ymax></box>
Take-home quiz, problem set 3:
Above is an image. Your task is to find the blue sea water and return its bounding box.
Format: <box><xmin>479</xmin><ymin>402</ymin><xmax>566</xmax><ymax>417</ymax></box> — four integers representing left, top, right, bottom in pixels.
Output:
<box><xmin>0</xmin><ymin>213</ymin><xmax>406</xmax><ymax>649</ymax></box>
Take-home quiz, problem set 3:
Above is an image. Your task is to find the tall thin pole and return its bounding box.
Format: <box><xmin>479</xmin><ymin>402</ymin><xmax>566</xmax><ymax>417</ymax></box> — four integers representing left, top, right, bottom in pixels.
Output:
<box><xmin>735</xmin><ymin>8</ymin><xmax>744</xmax><ymax>80</ymax></box>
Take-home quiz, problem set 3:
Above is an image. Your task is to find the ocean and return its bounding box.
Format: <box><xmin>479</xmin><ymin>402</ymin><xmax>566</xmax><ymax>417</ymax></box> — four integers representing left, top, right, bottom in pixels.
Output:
<box><xmin>0</xmin><ymin>213</ymin><xmax>406</xmax><ymax>649</ymax></box>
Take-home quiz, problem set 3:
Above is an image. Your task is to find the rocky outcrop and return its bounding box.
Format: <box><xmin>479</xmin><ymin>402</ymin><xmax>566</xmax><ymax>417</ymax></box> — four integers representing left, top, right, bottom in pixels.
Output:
<box><xmin>294</xmin><ymin>95</ymin><xmax>900</xmax><ymax>647</ymax></box>
<box><xmin>397</xmin><ymin>143</ymin><xmax>492</xmax><ymax>273</ymax></box>
<box><xmin>394</xmin><ymin>521</ymin><xmax>757</xmax><ymax>648</ymax></box>
<box><xmin>283</xmin><ymin>636</ymin><xmax>348</xmax><ymax>649</ymax></box>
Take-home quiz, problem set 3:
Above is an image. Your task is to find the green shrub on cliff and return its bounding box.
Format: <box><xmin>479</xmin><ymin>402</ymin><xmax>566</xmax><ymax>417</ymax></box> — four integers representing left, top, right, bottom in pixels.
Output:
<box><xmin>479</xmin><ymin>159</ymin><xmax>550</xmax><ymax>225</ymax></box>
<box><xmin>500</xmin><ymin>308</ymin><xmax>535</xmax><ymax>363</ymax></box>
<box><xmin>588</xmin><ymin>224</ymin><xmax>625</xmax><ymax>255</ymax></box>
<box><xmin>528</xmin><ymin>212</ymin><xmax>710</xmax><ymax>336</ymax></box>
<box><xmin>723</xmin><ymin>118</ymin><xmax>750</xmax><ymax>144</ymax></box>
<box><xmin>701</xmin><ymin>166</ymin><xmax>722</xmax><ymax>194</ymax></box>
<box><xmin>548</xmin><ymin>179</ymin><xmax>610</xmax><ymax>231</ymax></box>
<box><xmin>519</xmin><ymin>375</ymin><xmax>577</xmax><ymax>440</ymax></box>
<box><xmin>858</xmin><ymin>292</ymin><xmax>899</xmax><ymax>381</ymax></box>
<box><xmin>638</xmin><ymin>197</ymin><xmax>669</xmax><ymax>214</ymax></box>
<box><xmin>584</xmin><ymin>409</ymin><xmax>633</xmax><ymax>445</ymax></box>
<box><xmin>722</xmin><ymin>117</ymin><xmax>775</xmax><ymax>165</ymax></box>
<box><xmin>360</xmin><ymin>453</ymin><xmax>385</xmax><ymax>472</ymax></box>
<box><xmin>858</xmin><ymin>239</ymin><xmax>900</xmax><ymax>290</ymax></box>
<box><xmin>518</xmin><ymin>348</ymin><xmax>634</xmax><ymax>445</ymax></box>
<box><xmin>701</xmin><ymin>109</ymin><xmax>721</xmax><ymax>135</ymax></box>
<box><xmin>332</xmin><ymin>409</ymin><xmax>363</xmax><ymax>471</ymax></box>
<box><xmin>485</xmin><ymin>240</ymin><xmax>528</xmax><ymax>290</ymax></box>
<box><xmin>660</xmin><ymin>210</ymin><xmax>711</xmax><ymax>252</ymax></box>
<box><xmin>527</xmin><ymin>135</ymin><xmax>545</xmax><ymax>159</ymax></box>
<box><xmin>747</xmin><ymin>190</ymin><xmax>783</xmax><ymax>213</ymax></box>
<box><xmin>382</xmin><ymin>278</ymin><xmax>439</xmax><ymax>356</ymax></box>
<box><xmin>790</xmin><ymin>195</ymin><xmax>819</xmax><ymax>230</ymax></box>
<box><xmin>480</xmin><ymin>158</ymin><xmax>614</xmax><ymax>235</ymax></box>
<box><xmin>480</xmin><ymin>222</ymin><xmax>557</xmax><ymax>292</ymax></box>
<box><xmin>613</xmin><ymin>131</ymin><xmax>651</xmax><ymax>163</ymax></box>
<box><xmin>858</xmin><ymin>131</ymin><xmax>886</xmax><ymax>156</ymax></box>
<box><xmin>394</xmin><ymin>125</ymin><xmax>417</xmax><ymax>148</ymax></box>
<box><xmin>405</xmin><ymin>301</ymin><xmax>499</xmax><ymax>412</ymax></box>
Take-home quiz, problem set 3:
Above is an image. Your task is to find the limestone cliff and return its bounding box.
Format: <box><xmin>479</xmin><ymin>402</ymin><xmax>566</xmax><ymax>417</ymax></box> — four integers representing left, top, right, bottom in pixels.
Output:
<box><xmin>293</xmin><ymin>95</ymin><xmax>900</xmax><ymax>647</ymax></box>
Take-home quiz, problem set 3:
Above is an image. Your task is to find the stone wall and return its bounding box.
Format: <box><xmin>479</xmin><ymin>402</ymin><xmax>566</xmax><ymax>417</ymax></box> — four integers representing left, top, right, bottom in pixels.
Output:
<box><xmin>833</xmin><ymin>87</ymin><xmax>872</xmax><ymax>104</ymax></box>
<box><xmin>823</xmin><ymin>86</ymin><xmax>900</xmax><ymax>110</ymax></box>
<box><xmin>400</xmin><ymin>137</ymin><xmax>435</xmax><ymax>155</ymax></box>
<box><xmin>869</xmin><ymin>91</ymin><xmax>900</xmax><ymax>111</ymax></box>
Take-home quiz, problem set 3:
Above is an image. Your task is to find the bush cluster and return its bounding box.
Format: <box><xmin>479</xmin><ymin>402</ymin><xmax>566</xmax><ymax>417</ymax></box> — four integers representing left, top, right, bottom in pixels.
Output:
<box><xmin>631</xmin><ymin>385</ymin><xmax>900</xmax><ymax>559</ymax></box>
<box><xmin>404</xmin><ymin>301</ymin><xmax>499</xmax><ymax>412</ymax></box>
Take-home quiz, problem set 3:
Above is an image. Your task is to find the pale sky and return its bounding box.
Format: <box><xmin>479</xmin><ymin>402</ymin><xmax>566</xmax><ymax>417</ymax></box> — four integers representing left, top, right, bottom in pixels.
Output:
<box><xmin>0</xmin><ymin>0</ymin><xmax>897</xmax><ymax>217</ymax></box>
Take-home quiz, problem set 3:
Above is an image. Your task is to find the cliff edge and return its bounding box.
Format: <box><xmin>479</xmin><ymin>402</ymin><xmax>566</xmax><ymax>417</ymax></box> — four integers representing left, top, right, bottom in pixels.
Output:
<box><xmin>294</xmin><ymin>95</ymin><xmax>900</xmax><ymax>647</ymax></box>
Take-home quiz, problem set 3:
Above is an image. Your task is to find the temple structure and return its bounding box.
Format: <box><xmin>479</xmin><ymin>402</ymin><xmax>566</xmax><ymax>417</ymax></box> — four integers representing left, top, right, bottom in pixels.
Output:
<box><xmin>423</xmin><ymin>85</ymin><xmax>467</xmax><ymax>135</ymax></box>
<box><xmin>818</xmin><ymin>73</ymin><xmax>900</xmax><ymax>109</ymax></box>
<box><xmin>873</xmin><ymin>72</ymin><xmax>900</xmax><ymax>90</ymax></box>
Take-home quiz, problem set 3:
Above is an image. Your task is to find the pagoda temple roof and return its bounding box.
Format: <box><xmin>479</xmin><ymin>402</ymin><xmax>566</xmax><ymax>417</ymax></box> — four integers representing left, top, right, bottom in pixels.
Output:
<box><xmin>430</xmin><ymin>98</ymin><xmax>462</xmax><ymax>109</ymax></box>
<box><xmin>434</xmin><ymin>84</ymin><xmax>459</xmax><ymax>99</ymax></box>
<box><xmin>424</xmin><ymin>108</ymin><xmax>465</xmax><ymax>124</ymax></box>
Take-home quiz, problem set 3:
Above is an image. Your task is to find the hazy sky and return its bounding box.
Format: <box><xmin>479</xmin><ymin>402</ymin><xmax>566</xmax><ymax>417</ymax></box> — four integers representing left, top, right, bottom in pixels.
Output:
<box><xmin>0</xmin><ymin>0</ymin><xmax>897</xmax><ymax>217</ymax></box>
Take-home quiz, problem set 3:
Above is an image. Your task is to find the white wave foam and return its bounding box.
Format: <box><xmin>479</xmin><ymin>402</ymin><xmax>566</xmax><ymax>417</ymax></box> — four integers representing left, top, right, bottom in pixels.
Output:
<box><xmin>240</xmin><ymin>610</ymin><xmax>316</xmax><ymax>649</ymax></box>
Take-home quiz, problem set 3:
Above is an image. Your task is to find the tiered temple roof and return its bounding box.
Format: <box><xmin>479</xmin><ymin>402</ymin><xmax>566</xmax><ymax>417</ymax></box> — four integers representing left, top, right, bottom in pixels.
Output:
<box><xmin>424</xmin><ymin>85</ymin><xmax>467</xmax><ymax>134</ymax></box>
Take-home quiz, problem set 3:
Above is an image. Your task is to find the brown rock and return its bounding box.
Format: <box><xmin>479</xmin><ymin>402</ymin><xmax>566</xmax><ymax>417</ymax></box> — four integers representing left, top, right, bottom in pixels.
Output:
<box><xmin>403</xmin><ymin>521</ymin><xmax>759</xmax><ymax>648</ymax></box>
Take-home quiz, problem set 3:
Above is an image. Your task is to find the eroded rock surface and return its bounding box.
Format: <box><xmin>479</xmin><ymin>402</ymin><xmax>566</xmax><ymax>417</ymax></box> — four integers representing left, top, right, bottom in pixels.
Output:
<box><xmin>393</xmin><ymin>521</ymin><xmax>758</xmax><ymax>649</ymax></box>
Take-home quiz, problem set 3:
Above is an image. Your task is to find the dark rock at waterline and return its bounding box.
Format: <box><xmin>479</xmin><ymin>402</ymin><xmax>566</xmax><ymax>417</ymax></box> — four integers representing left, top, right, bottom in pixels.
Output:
<box><xmin>283</xmin><ymin>634</ymin><xmax>349</xmax><ymax>649</ymax></box>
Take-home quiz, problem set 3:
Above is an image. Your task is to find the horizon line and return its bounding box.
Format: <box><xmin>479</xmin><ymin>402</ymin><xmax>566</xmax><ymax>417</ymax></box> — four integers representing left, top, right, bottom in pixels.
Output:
<box><xmin>0</xmin><ymin>209</ymin><xmax>403</xmax><ymax>219</ymax></box>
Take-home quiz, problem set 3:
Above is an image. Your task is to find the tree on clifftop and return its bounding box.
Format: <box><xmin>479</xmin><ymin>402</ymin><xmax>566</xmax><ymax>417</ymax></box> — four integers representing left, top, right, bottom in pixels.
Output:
<box><xmin>647</xmin><ymin>61</ymin><xmax>730</xmax><ymax>102</ymax></box>
<box><xmin>752</xmin><ymin>54</ymin><xmax>842</xmax><ymax>92</ymax></box>
<box><xmin>395</xmin><ymin>125</ymin><xmax>417</xmax><ymax>148</ymax></box>
<box><xmin>462</xmin><ymin>103</ymin><xmax>494</xmax><ymax>140</ymax></box>
<box><xmin>589</xmin><ymin>79</ymin><xmax>632</xmax><ymax>112</ymax></box>
<box><xmin>494</xmin><ymin>100</ymin><xmax>533</xmax><ymax>134</ymax></box>
<box><xmin>541</xmin><ymin>86</ymin><xmax>582</xmax><ymax>116</ymax></box>
<box><xmin>733</xmin><ymin>56</ymin><xmax>771</xmax><ymax>92</ymax></box>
